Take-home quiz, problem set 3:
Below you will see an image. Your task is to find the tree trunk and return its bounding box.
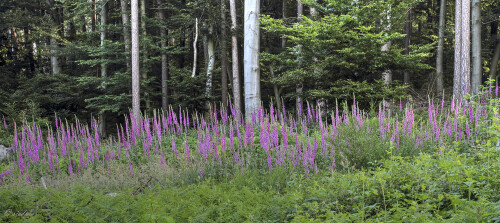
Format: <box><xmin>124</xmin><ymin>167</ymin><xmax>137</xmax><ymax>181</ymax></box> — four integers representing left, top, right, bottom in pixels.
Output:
<box><xmin>140</xmin><ymin>0</ymin><xmax>150</xmax><ymax>114</ymax></box>
<box><xmin>436</xmin><ymin>0</ymin><xmax>446</xmax><ymax>93</ymax></box>
<box><xmin>221</xmin><ymin>0</ymin><xmax>229</xmax><ymax>108</ymax></box>
<box><xmin>489</xmin><ymin>38</ymin><xmax>500</xmax><ymax>80</ymax></box>
<box><xmin>121</xmin><ymin>0</ymin><xmax>131</xmax><ymax>71</ymax></box>
<box><xmin>244</xmin><ymin>0</ymin><xmax>261</xmax><ymax>117</ymax></box>
<box><xmin>471</xmin><ymin>0</ymin><xmax>481</xmax><ymax>95</ymax></box>
<box><xmin>49</xmin><ymin>36</ymin><xmax>61</xmax><ymax>74</ymax></box>
<box><xmin>404</xmin><ymin>9</ymin><xmax>411</xmax><ymax>85</ymax></box>
<box><xmin>296</xmin><ymin>1</ymin><xmax>303</xmax><ymax>111</ymax></box>
<box><xmin>454</xmin><ymin>0</ymin><xmax>462</xmax><ymax>98</ymax></box>
<box><xmin>269</xmin><ymin>63</ymin><xmax>281</xmax><ymax>110</ymax></box>
<box><xmin>131</xmin><ymin>0</ymin><xmax>141</xmax><ymax>119</ymax></box>
<box><xmin>157</xmin><ymin>0</ymin><xmax>168</xmax><ymax>111</ymax></box>
<box><xmin>192</xmin><ymin>18</ymin><xmax>199</xmax><ymax>77</ymax></box>
<box><xmin>46</xmin><ymin>0</ymin><xmax>61</xmax><ymax>74</ymax></box>
<box><xmin>453</xmin><ymin>0</ymin><xmax>471</xmax><ymax>99</ymax></box>
<box><xmin>205</xmin><ymin>25</ymin><xmax>215</xmax><ymax>109</ymax></box>
<box><xmin>230</xmin><ymin>0</ymin><xmax>242</xmax><ymax>114</ymax></box>
<box><xmin>382</xmin><ymin>11</ymin><xmax>392</xmax><ymax>85</ymax></box>
<box><xmin>99</xmin><ymin>0</ymin><xmax>107</xmax><ymax>136</ymax></box>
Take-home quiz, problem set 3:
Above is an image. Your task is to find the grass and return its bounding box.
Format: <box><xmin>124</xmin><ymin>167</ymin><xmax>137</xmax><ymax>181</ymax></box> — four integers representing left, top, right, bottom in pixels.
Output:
<box><xmin>0</xmin><ymin>84</ymin><xmax>499</xmax><ymax>222</ymax></box>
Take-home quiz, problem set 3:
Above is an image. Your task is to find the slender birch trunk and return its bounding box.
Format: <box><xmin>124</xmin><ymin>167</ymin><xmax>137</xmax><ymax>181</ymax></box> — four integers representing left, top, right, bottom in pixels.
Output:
<box><xmin>131</xmin><ymin>0</ymin><xmax>141</xmax><ymax>119</ymax></box>
<box><xmin>229</xmin><ymin>0</ymin><xmax>242</xmax><ymax>114</ymax></box>
<box><xmin>454</xmin><ymin>0</ymin><xmax>462</xmax><ymax>98</ymax></box>
<box><xmin>296</xmin><ymin>1</ymin><xmax>303</xmax><ymax>111</ymax></box>
<box><xmin>121</xmin><ymin>0</ymin><xmax>131</xmax><ymax>71</ymax></box>
<box><xmin>404</xmin><ymin>9</ymin><xmax>411</xmax><ymax>85</ymax></box>
<box><xmin>192</xmin><ymin>18</ymin><xmax>199</xmax><ymax>77</ymax></box>
<box><xmin>244</xmin><ymin>0</ymin><xmax>261</xmax><ymax>117</ymax></box>
<box><xmin>140</xmin><ymin>0</ymin><xmax>150</xmax><ymax>114</ymax></box>
<box><xmin>436</xmin><ymin>0</ymin><xmax>446</xmax><ymax>93</ymax></box>
<box><xmin>205</xmin><ymin>25</ymin><xmax>215</xmax><ymax>109</ymax></box>
<box><xmin>221</xmin><ymin>0</ymin><xmax>229</xmax><ymax>108</ymax></box>
<box><xmin>157</xmin><ymin>0</ymin><xmax>168</xmax><ymax>111</ymax></box>
<box><xmin>99</xmin><ymin>0</ymin><xmax>107</xmax><ymax>136</ymax></box>
<box><xmin>471</xmin><ymin>0</ymin><xmax>481</xmax><ymax>94</ymax></box>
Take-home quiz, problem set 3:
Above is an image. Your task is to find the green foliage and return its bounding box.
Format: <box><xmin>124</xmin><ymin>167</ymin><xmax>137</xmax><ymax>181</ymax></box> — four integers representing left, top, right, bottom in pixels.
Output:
<box><xmin>0</xmin><ymin>145</ymin><xmax>498</xmax><ymax>222</ymax></box>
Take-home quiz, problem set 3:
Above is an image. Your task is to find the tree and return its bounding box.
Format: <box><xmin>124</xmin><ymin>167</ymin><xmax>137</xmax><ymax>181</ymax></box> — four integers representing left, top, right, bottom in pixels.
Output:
<box><xmin>471</xmin><ymin>0</ymin><xmax>481</xmax><ymax>95</ymax></box>
<box><xmin>46</xmin><ymin>0</ymin><xmax>61</xmax><ymax>74</ymax></box>
<box><xmin>436</xmin><ymin>0</ymin><xmax>446</xmax><ymax>93</ymax></box>
<box><xmin>140</xmin><ymin>0</ymin><xmax>150</xmax><ymax>113</ymax></box>
<box><xmin>157</xmin><ymin>0</ymin><xmax>169</xmax><ymax>112</ymax></box>
<box><xmin>454</xmin><ymin>0</ymin><xmax>471</xmax><ymax>99</ymax></box>
<box><xmin>121</xmin><ymin>0</ymin><xmax>132</xmax><ymax>71</ymax></box>
<box><xmin>99</xmin><ymin>0</ymin><xmax>108</xmax><ymax>136</ymax></box>
<box><xmin>230</xmin><ymin>0</ymin><xmax>242</xmax><ymax>114</ymax></box>
<box><xmin>244</xmin><ymin>0</ymin><xmax>261</xmax><ymax>117</ymax></box>
<box><xmin>132</xmin><ymin>0</ymin><xmax>141</xmax><ymax>119</ymax></box>
<box><xmin>205</xmin><ymin>25</ymin><xmax>215</xmax><ymax>109</ymax></box>
<box><xmin>382</xmin><ymin>8</ymin><xmax>392</xmax><ymax>89</ymax></box>
<box><xmin>221</xmin><ymin>0</ymin><xmax>229</xmax><ymax>108</ymax></box>
<box><xmin>296</xmin><ymin>1</ymin><xmax>304</xmax><ymax>111</ymax></box>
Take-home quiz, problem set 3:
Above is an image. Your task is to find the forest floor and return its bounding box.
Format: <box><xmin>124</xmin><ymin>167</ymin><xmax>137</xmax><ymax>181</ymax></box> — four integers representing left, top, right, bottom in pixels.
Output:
<box><xmin>1</xmin><ymin>90</ymin><xmax>500</xmax><ymax>222</ymax></box>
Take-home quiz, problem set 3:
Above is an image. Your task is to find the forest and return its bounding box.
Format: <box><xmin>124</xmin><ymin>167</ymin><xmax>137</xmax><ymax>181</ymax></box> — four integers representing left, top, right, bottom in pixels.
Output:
<box><xmin>1</xmin><ymin>0</ymin><xmax>500</xmax><ymax>222</ymax></box>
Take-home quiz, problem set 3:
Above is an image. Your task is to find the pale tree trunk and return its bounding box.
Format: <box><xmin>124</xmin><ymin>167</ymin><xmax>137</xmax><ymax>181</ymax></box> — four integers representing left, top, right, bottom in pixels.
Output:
<box><xmin>46</xmin><ymin>0</ymin><xmax>61</xmax><ymax>74</ymax></box>
<box><xmin>404</xmin><ymin>9</ymin><xmax>411</xmax><ymax>86</ymax></box>
<box><xmin>49</xmin><ymin>36</ymin><xmax>61</xmax><ymax>74</ymax></box>
<box><xmin>460</xmin><ymin>0</ymin><xmax>471</xmax><ymax>96</ymax></box>
<box><xmin>382</xmin><ymin>7</ymin><xmax>392</xmax><ymax>107</ymax></box>
<box><xmin>99</xmin><ymin>0</ymin><xmax>107</xmax><ymax>136</ymax></box>
<box><xmin>121</xmin><ymin>0</ymin><xmax>131</xmax><ymax>71</ymax></box>
<box><xmin>296</xmin><ymin>1</ymin><xmax>303</xmax><ymax>111</ymax></box>
<box><xmin>244</xmin><ymin>0</ymin><xmax>261</xmax><ymax>117</ymax></box>
<box><xmin>453</xmin><ymin>0</ymin><xmax>462</xmax><ymax>98</ymax></box>
<box><xmin>205</xmin><ymin>25</ymin><xmax>215</xmax><ymax>109</ymax></box>
<box><xmin>192</xmin><ymin>18</ymin><xmax>199</xmax><ymax>77</ymax></box>
<box><xmin>157</xmin><ymin>0</ymin><xmax>168</xmax><ymax>111</ymax></box>
<box><xmin>140</xmin><ymin>0</ymin><xmax>150</xmax><ymax>114</ymax></box>
<box><xmin>230</xmin><ymin>0</ymin><xmax>242</xmax><ymax>114</ymax></box>
<box><xmin>131</xmin><ymin>0</ymin><xmax>141</xmax><ymax>119</ymax></box>
<box><xmin>436</xmin><ymin>0</ymin><xmax>446</xmax><ymax>93</ymax></box>
<box><xmin>489</xmin><ymin>38</ymin><xmax>500</xmax><ymax>81</ymax></box>
<box><xmin>471</xmin><ymin>0</ymin><xmax>481</xmax><ymax>95</ymax></box>
<box><xmin>221</xmin><ymin>0</ymin><xmax>229</xmax><ymax>108</ymax></box>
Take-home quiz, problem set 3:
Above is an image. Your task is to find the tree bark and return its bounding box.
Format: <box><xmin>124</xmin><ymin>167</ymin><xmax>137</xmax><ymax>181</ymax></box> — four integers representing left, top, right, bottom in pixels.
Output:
<box><xmin>244</xmin><ymin>0</ymin><xmax>261</xmax><ymax>117</ymax></box>
<box><xmin>404</xmin><ymin>9</ymin><xmax>411</xmax><ymax>85</ymax></box>
<box><xmin>296</xmin><ymin>1</ymin><xmax>303</xmax><ymax>111</ymax></box>
<box><xmin>229</xmin><ymin>0</ymin><xmax>242</xmax><ymax>114</ymax></box>
<box><xmin>471</xmin><ymin>0</ymin><xmax>481</xmax><ymax>95</ymax></box>
<box><xmin>192</xmin><ymin>18</ymin><xmax>199</xmax><ymax>77</ymax></box>
<box><xmin>46</xmin><ymin>0</ymin><xmax>61</xmax><ymax>74</ymax></box>
<box><xmin>131</xmin><ymin>0</ymin><xmax>141</xmax><ymax>119</ymax></box>
<box><xmin>382</xmin><ymin>10</ymin><xmax>392</xmax><ymax>85</ymax></box>
<box><xmin>489</xmin><ymin>38</ymin><xmax>500</xmax><ymax>80</ymax></box>
<box><xmin>157</xmin><ymin>0</ymin><xmax>168</xmax><ymax>111</ymax></box>
<box><xmin>140</xmin><ymin>0</ymin><xmax>150</xmax><ymax>114</ymax></box>
<box><xmin>460</xmin><ymin>0</ymin><xmax>471</xmax><ymax>96</ymax></box>
<box><xmin>121</xmin><ymin>0</ymin><xmax>131</xmax><ymax>71</ymax></box>
<box><xmin>221</xmin><ymin>0</ymin><xmax>229</xmax><ymax>108</ymax></box>
<box><xmin>205</xmin><ymin>25</ymin><xmax>215</xmax><ymax>109</ymax></box>
<box><xmin>454</xmin><ymin>0</ymin><xmax>462</xmax><ymax>98</ymax></box>
<box><xmin>99</xmin><ymin>0</ymin><xmax>107</xmax><ymax>136</ymax></box>
<box><xmin>436</xmin><ymin>0</ymin><xmax>446</xmax><ymax>93</ymax></box>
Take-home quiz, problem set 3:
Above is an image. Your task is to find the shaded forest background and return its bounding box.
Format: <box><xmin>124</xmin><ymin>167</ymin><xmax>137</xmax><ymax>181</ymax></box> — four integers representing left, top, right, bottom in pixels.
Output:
<box><xmin>1</xmin><ymin>0</ymin><xmax>499</xmax><ymax>134</ymax></box>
